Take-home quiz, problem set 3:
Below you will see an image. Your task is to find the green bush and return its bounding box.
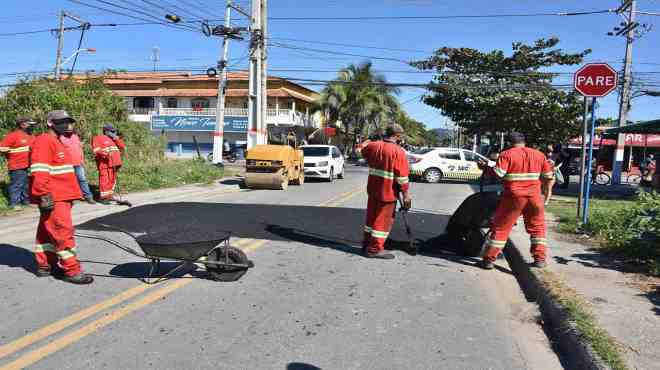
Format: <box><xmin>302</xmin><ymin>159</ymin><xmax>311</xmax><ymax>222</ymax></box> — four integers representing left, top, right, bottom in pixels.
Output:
<box><xmin>549</xmin><ymin>193</ymin><xmax>660</xmax><ymax>276</ymax></box>
<box><xmin>0</xmin><ymin>77</ymin><xmax>227</xmax><ymax>214</ymax></box>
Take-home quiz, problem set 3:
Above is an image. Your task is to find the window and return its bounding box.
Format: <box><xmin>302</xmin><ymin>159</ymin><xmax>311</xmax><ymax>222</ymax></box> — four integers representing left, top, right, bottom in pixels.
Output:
<box><xmin>438</xmin><ymin>151</ymin><xmax>461</xmax><ymax>161</ymax></box>
<box><xmin>133</xmin><ymin>97</ymin><xmax>154</xmax><ymax>108</ymax></box>
<box><xmin>191</xmin><ymin>98</ymin><xmax>210</xmax><ymax>110</ymax></box>
<box><xmin>413</xmin><ymin>148</ymin><xmax>435</xmax><ymax>155</ymax></box>
<box><xmin>302</xmin><ymin>147</ymin><xmax>330</xmax><ymax>157</ymax></box>
<box><xmin>463</xmin><ymin>150</ymin><xmax>484</xmax><ymax>162</ymax></box>
<box><xmin>332</xmin><ymin>147</ymin><xmax>341</xmax><ymax>158</ymax></box>
<box><xmin>166</xmin><ymin>98</ymin><xmax>178</xmax><ymax>108</ymax></box>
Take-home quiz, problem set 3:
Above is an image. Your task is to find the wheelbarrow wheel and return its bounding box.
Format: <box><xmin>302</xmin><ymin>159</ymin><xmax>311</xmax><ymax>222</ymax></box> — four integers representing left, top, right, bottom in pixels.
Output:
<box><xmin>462</xmin><ymin>228</ymin><xmax>489</xmax><ymax>257</ymax></box>
<box><xmin>207</xmin><ymin>246</ymin><xmax>252</xmax><ymax>282</ymax></box>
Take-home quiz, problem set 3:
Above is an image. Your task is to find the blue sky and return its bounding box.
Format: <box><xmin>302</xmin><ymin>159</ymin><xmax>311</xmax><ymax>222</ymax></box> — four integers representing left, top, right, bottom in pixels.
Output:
<box><xmin>1</xmin><ymin>0</ymin><xmax>659</xmax><ymax>129</ymax></box>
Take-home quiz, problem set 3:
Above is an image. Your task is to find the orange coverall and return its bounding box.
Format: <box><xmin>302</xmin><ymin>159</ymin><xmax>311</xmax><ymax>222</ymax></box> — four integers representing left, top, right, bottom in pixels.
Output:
<box><xmin>483</xmin><ymin>146</ymin><xmax>554</xmax><ymax>263</ymax></box>
<box><xmin>92</xmin><ymin>134</ymin><xmax>125</xmax><ymax>200</ymax></box>
<box><xmin>30</xmin><ymin>133</ymin><xmax>83</xmax><ymax>276</ymax></box>
<box><xmin>360</xmin><ymin>140</ymin><xmax>410</xmax><ymax>254</ymax></box>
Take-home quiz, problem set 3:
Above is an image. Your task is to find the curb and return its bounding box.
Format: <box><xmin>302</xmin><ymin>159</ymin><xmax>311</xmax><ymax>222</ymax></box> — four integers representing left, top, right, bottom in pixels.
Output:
<box><xmin>503</xmin><ymin>241</ymin><xmax>611</xmax><ymax>370</ymax></box>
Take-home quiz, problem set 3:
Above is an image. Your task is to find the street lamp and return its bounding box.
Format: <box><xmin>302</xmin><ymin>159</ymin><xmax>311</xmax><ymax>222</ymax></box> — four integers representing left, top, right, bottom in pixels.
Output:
<box><xmin>60</xmin><ymin>48</ymin><xmax>96</xmax><ymax>68</ymax></box>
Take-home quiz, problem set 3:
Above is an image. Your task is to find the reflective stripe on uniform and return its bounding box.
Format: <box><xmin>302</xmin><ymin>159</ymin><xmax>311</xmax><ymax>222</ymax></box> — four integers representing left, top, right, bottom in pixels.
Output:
<box><xmin>530</xmin><ymin>237</ymin><xmax>548</xmax><ymax>245</ymax></box>
<box><xmin>93</xmin><ymin>147</ymin><xmax>103</xmax><ymax>153</ymax></box>
<box><xmin>29</xmin><ymin>163</ymin><xmax>74</xmax><ymax>175</ymax></box>
<box><xmin>100</xmin><ymin>190</ymin><xmax>114</xmax><ymax>196</ymax></box>
<box><xmin>35</xmin><ymin>243</ymin><xmax>56</xmax><ymax>253</ymax></box>
<box><xmin>486</xmin><ymin>237</ymin><xmax>507</xmax><ymax>249</ymax></box>
<box><xmin>363</xmin><ymin>225</ymin><xmax>389</xmax><ymax>239</ymax></box>
<box><xmin>368</xmin><ymin>168</ymin><xmax>394</xmax><ymax>180</ymax></box>
<box><xmin>493</xmin><ymin>167</ymin><xmax>507</xmax><ymax>177</ymax></box>
<box><xmin>0</xmin><ymin>146</ymin><xmax>9</xmax><ymax>152</ymax></box>
<box><xmin>395</xmin><ymin>176</ymin><xmax>409</xmax><ymax>185</ymax></box>
<box><xmin>8</xmin><ymin>146</ymin><xmax>30</xmax><ymax>153</ymax></box>
<box><xmin>503</xmin><ymin>172</ymin><xmax>540</xmax><ymax>181</ymax></box>
<box><xmin>56</xmin><ymin>248</ymin><xmax>77</xmax><ymax>260</ymax></box>
<box><xmin>29</xmin><ymin>163</ymin><xmax>51</xmax><ymax>174</ymax></box>
<box><xmin>108</xmin><ymin>146</ymin><xmax>120</xmax><ymax>152</ymax></box>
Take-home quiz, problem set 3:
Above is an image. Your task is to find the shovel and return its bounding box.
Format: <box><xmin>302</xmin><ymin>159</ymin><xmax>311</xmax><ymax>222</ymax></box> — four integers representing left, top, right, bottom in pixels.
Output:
<box><xmin>397</xmin><ymin>193</ymin><xmax>416</xmax><ymax>256</ymax></box>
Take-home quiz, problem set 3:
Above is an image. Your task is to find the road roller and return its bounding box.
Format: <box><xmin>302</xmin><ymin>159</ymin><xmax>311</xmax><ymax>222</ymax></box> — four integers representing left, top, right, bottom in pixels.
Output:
<box><xmin>244</xmin><ymin>125</ymin><xmax>305</xmax><ymax>190</ymax></box>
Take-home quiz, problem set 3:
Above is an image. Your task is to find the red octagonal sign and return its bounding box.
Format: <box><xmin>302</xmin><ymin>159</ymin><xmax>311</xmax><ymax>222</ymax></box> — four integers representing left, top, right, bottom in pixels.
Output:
<box><xmin>574</xmin><ymin>63</ymin><xmax>618</xmax><ymax>97</ymax></box>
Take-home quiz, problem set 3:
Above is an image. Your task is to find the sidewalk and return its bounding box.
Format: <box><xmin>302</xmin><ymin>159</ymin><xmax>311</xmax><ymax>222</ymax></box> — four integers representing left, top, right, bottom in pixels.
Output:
<box><xmin>506</xmin><ymin>213</ymin><xmax>660</xmax><ymax>370</ymax></box>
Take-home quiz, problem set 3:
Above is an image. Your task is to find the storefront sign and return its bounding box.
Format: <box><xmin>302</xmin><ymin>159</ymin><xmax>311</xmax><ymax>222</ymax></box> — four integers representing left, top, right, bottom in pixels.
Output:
<box><xmin>151</xmin><ymin>115</ymin><xmax>248</xmax><ymax>133</ymax></box>
<box><xmin>569</xmin><ymin>133</ymin><xmax>660</xmax><ymax>148</ymax></box>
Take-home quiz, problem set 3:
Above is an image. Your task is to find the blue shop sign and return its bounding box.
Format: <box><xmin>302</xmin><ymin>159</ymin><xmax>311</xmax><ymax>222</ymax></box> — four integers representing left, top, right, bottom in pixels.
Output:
<box><xmin>151</xmin><ymin>115</ymin><xmax>248</xmax><ymax>133</ymax></box>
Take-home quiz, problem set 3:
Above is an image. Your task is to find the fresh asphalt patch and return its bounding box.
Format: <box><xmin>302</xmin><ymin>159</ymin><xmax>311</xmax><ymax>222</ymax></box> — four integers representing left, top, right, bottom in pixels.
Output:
<box><xmin>77</xmin><ymin>202</ymin><xmax>456</xmax><ymax>257</ymax></box>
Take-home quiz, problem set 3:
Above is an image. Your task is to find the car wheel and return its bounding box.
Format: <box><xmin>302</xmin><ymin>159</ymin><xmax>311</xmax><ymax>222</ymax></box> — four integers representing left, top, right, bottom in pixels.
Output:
<box><xmin>337</xmin><ymin>165</ymin><xmax>345</xmax><ymax>179</ymax></box>
<box><xmin>328</xmin><ymin>167</ymin><xmax>334</xmax><ymax>182</ymax></box>
<box><xmin>423</xmin><ymin>168</ymin><xmax>443</xmax><ymax>183</ymax></box>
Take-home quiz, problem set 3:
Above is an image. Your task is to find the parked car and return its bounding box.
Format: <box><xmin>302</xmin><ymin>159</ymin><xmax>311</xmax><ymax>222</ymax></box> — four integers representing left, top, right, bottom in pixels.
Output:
<box><xmin>408</xmin><ymin>147</ymin><xmax>494</xmax><ymax>183</ymax></box>
<box><xmin>301</xmin><ymin>145</ymin><xmax>345</xmax><ymax>182</ymax></box>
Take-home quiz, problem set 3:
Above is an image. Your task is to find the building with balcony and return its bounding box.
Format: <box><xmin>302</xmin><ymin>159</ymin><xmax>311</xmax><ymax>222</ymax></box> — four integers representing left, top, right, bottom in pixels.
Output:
<box><xmin>90</xmin><ymin>71</ymin><xmax>321</xmax><ymax>155</ymax></box>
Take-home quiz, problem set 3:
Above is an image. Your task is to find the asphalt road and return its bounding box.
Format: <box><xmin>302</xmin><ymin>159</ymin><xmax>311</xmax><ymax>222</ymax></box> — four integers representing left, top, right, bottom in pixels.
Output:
<box><xmin>0</xmin><ymin>165</ymin><xmax>562</xmax><ymax>370</ymax></box>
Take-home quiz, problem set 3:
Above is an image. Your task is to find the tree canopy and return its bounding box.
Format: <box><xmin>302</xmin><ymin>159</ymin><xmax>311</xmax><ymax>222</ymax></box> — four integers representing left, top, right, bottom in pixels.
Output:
<box><xmin>313</xmin><ymin>61</ymin><xmax>438</xmax><ymax>150</ymax></box>
<box><xmin>412</xmin><ymin>37</ymin><xmax>591</xmax><ymax>145</ymax></box>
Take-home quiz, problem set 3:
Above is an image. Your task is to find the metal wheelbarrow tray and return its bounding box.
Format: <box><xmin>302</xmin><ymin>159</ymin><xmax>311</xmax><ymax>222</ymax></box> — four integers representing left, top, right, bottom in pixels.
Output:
<box><xmin>76</xmin><ymin>224</ymin><xmax>255</xmax><ymax>284</ymax></box>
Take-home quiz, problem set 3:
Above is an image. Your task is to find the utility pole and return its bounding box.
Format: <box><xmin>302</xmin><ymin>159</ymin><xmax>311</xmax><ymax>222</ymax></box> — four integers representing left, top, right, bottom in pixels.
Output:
<box><xmin>260</xmin><ymin>0</ymin><xmax>268</xmax><ymax>144</ymax></box>
<box><xmin>212</xmin><ymin>0</ymin><xmax>233</xmax><ymax>165</ymax></box>
<box><xmin>612</xmin><ymin>0</ymin><xmax>637</xmax><ymax>184</ymax></box>
<box><xmin>247</xmin><ymin>0</ymin><xmax>264</xmax><ymax>149</ymax></box>
<box><xmin>53</xmin><ymin>11</ymin><xmax>88</xmax><ymax>80</ymax></box>
<box><xmin>54</xmin><ymin>12</ymin><xmax>66</xmax><ymax>80</ymax></box>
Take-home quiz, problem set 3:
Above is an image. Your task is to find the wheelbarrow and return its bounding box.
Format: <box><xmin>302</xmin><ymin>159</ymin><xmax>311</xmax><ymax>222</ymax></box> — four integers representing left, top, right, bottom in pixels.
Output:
<box><xmin>75</xmin><ymin>224</ymin><xmax>255</xmax><ymax>284</ymax></box>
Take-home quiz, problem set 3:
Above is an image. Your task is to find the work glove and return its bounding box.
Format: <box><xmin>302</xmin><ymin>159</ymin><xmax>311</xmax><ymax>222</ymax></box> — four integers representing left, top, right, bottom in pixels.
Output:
<box><xmin>39</xmin><ymin>194</ymin><xmax>54</xmax><ymax>213</ymax></box>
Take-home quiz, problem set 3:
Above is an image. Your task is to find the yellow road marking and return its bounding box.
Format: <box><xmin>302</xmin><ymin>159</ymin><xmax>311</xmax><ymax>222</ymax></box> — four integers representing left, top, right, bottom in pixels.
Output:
<box><xmin>0</xmin><ymin>283</ymin><xmax>151</xmax><ymax>359</ymax></box>
<box><xmin>0</xmin><ymin>279</ymin><xmax>192</xmax><ymax>370</ymax></box>
<box><xmin>0</xmin><ymin>188</ymin><xmax>362</xmax><ymax>368</ymax></box>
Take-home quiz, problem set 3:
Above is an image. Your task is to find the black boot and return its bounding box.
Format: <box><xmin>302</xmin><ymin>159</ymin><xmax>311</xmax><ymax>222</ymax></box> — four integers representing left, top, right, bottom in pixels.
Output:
<box><xmin>61</xmin><ymin>273</ymin><xmax>94</xmax><ymax>285</ymax></box>
<box><xmin>364</xmin><ymin>251</ymin><xmax>395</xmax><ymax>260</ymax></box>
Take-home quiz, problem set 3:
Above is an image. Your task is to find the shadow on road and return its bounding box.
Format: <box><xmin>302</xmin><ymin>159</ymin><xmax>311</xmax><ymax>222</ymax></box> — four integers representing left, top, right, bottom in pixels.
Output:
<box><xmin>287</xmin><ymin>363</ymin><xmax>322</xmax><ymax>370</ymax></box>
<box><xmin>0</xmin><ymin>244</ymin><xmax>36</xmax><ymax>274</ymax></box>
<box><xmin>76</xmin><ymin>202</ymin><xmax>493</xmax><ymax>272</ymax></box>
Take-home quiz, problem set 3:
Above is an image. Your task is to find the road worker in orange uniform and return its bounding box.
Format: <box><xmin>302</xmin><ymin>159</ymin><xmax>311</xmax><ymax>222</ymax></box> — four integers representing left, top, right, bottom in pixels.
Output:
<box><xmin>478</xmin><ymin>132</ymin><xmax>554</xmax><ymax>270</ymax></box>
<box><xmin>93</xmin><ymin>124</ymin><xmax>125</xmax><ymax>204</ymax></box>
<box><xmin>360</xmin><ymin>124</ymin><xmax>412</xmax><ymax>259</ymax></box>
<box><xmin>31</xmin><ymin>110</ymin><xmax>93</xmax><ymax>284</ymax></box>
<box><xmin>1</xmin><ymin>117</ymin><xmax>36</xmax><ymax>211</ymax></box>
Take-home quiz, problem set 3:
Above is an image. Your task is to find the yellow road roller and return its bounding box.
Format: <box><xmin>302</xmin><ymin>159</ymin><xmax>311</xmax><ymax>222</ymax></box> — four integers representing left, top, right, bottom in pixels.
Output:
<box><xmin>244</xmin><ymin>126</ymin><xmax>305</xmax><ymax>190</ymax></box>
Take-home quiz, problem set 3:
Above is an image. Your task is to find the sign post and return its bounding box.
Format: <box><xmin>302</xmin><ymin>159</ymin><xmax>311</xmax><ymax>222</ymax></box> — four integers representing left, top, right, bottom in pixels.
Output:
<box><xmin>573</xmin><ymin>63</ymin><xmax>618</xmax><ymax>224</ymax></box>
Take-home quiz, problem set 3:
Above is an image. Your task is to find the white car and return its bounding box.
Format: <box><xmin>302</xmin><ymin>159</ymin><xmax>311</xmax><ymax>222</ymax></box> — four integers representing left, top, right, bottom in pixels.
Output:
<box><xmin>408</xmin><ymin>147</ymin><xmax>493</xmax><ymax>183</ymax></box>
<box><xmin>302</xmin><ymin>145</ymin><xmax>345</xmax><ymax>181</ymax></box>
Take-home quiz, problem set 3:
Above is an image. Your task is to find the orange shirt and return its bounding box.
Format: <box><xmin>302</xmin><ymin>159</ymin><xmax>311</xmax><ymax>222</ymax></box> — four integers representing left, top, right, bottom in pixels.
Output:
<box><xmin>29</xmin><ymin>133</ymin><xmax>82</xmax><ymax>202</ymax></box>
<box><xmin>0</xmin><ymin>130</ymin><xmax>34</xmax><ymax>170</ymax></box>
<box><xmin>493</xmin><ymin>146</ymin><xmax>554</xmax><ymax>196</ymax></box>
<box><xmin>361</xmin><ymin>140</ymin><xmax>410</xmax><ymax>202</ymax></box>
<box><xmin>92</xmin><ymin>135</ymin><xmax>125</xmax><ymax>169</ymax></box>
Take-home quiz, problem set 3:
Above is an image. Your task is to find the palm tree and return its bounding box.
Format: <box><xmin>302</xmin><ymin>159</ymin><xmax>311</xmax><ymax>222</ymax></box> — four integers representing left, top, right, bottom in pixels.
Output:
<box><xmin>312</xmin><ymin>61</ymin><xmax>401</xmax><ymax>154</ymax></box>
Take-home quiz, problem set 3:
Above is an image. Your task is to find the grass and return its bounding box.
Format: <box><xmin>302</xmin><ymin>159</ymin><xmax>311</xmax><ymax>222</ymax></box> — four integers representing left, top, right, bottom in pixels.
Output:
<box><xmin>0</xmin><ymin>158</ymin><xmax>234</xmax><ymax>215</ymax></box>
<box><xmin>538</xmin><ymin>270</ymin><xmax>630</xmax><ymax>370</ymax></box>
<box><xmin>547</xmin><ymin>194</ymin><xmax>660</xmax><ymax>277</ymax></box>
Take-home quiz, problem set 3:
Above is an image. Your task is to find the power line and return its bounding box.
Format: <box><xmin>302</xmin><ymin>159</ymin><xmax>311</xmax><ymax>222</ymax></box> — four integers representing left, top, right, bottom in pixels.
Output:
<box><xmin>93</xmin><ymin>0</ymin><xmax>199</xmax><ymax>31</ymax></box>
<box><xmin>65</xmin><ymin>0</ymin><xmax>199</xmax><ymax>33</ymax></box>
<box><xmin>267</xmin><ymin>9</ymin><xmax>614</xmax><ymax>21</ymax></box>
<box><xmin>269</xmin><ymin>42</ymin><xmax>410</xmax><ymax>63</ymax></box>
<box><xmin>268</xmin><ymin>37</ymin><xmax>432</xmax><ymax>54</ymax></box>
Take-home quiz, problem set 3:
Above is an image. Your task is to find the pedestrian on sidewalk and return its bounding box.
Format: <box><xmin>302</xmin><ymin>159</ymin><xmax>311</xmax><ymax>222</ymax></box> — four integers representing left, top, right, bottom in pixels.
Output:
<box><xmin>477</xmin><ymin>132</ymin><xmax>554</xmax><ymax>270</ymax></box>
<box><xmin>30</xmin><ymin>110</ymin><xmax>93</xmax><ymax>284</ymax></box>
<box><xmin>0</xmin><ymin>117</ymin><xmax>36</xmax><ymax>211</ymax></box>
<box><xmin>60</xmin><ymin>131</ymin><xmax>95</xmax><ymax>204</ymax></box>
<box><xmin>92</xmin><ymin>124</ymin><xmax>125</xmax><ymax>205</ymax></box>
<box><xmin>359</xmin><ymin>123</ymin><xmax>412</xmax><ymax>259</ymax></box>
<box><xmin>558</xmin><ymin>145</ymin><xmax>572</xmax><ymax>189</ymax></box>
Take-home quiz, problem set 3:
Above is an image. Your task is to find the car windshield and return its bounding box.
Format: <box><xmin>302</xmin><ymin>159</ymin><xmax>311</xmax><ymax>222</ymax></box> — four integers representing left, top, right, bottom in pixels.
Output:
<box><xmin>413</xmin><ymin>148</ymin><xmax>435</xmax><ymax>155</ymax></box>
<box><xmin>302</xmin><ymin>147</ymin><xmax>330</xmax><ymax>157</ymax></box>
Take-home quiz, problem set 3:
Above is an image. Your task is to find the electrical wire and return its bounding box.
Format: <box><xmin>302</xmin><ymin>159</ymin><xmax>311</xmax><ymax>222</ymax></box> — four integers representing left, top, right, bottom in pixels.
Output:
<box><xmin>92</xmin><ymin>0</ymin><xmax>199</xmax><ymax>31</ymax></box>
<box><xmin>65</xmin><ymin>0</ymin><xmax>199</xmax><ymax>33</ymax></box>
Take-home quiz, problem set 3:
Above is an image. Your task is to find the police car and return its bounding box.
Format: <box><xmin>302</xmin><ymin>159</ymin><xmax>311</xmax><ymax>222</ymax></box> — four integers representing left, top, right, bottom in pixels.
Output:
<box><xmin>408</xmin><ymin>147</ymin><xmax>493</xmax><ymax>183</ymax></box>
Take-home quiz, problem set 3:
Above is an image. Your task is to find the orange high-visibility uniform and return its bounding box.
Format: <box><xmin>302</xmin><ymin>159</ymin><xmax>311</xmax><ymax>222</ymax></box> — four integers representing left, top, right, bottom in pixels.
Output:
<box><xmin>0</xmin><ymin>130</ymin><xmax>34</xmax><ymax>170</ymax></box>
<box><xmin>360</xmin><ymin>140</ymin><xmax>410</xmax><ymax>254</ymax></box>
<box><xmin>483</xmin><ymin>146</ymin><xmax>554</xmax><ymax>263</ymax></box>
<box><xmin>30</xmin><ymin>133</ymin><xmax>83</xmax><ymax>276</ymax></box>
<box><xmin>92</xmin><ymin>134</ymin><xmax>125</xmax><ymax>200</ymax></box>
